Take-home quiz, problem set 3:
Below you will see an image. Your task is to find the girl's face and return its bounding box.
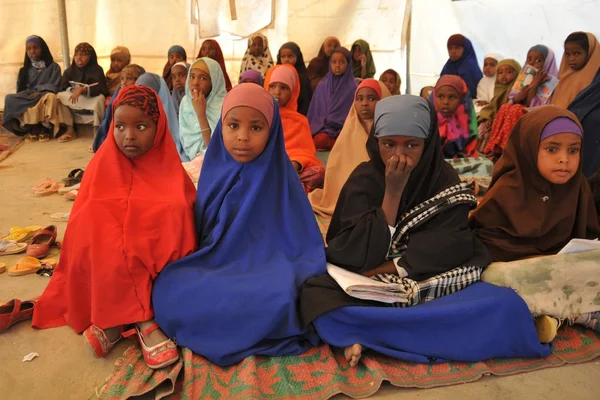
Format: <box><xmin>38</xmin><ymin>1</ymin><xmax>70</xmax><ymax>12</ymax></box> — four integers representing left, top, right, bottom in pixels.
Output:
<box><xmin>354</xmin><ymin>87</ymin><xmax>379</xmax><ymax>121</ymax></box>
<box><xmin>324</xmin><ymin>39</ymin><xmax>339</xmax><ymax>57</ymax></box>
<box><xmin>380</xmin><ymin>72</ymin><xmax>398</xmax><ymax>95</ymax></box>
<box><xmin>448</xmin><ymin>45</ymin><xmax>464</xmax><ymax>61</ymax></box>
<box><xmin>564</xmin><ymin>42</ymin><xmax>588</xmax><ymax>71</ymax></box>
<box><xmin>171</xmin><ymin>65</ymin><xmax>188</xmax><ymax>92</ymax></box>
<box><xmin>435</xmin><ymin>86</ymin><xmax>461</xmax><ymax>118</ymax></box>
<box><xmin>189</xmin><ymin>68</ymin><xmax>212</xmax><ymax>97</ymax></box>
<box><xmin>537</xmin><ymin>132</ymin><xmax>581</xmax><ymax>184</ymax></box>
<box><xmin>526</xmin><ymin>50</ymin><xmax>545</xmax><ymax>70</ymax></box>
<box><xmin>114</xmin><ymin>105</ymin><xmax>157</xmax><ymax>159</ymax></box>
<box><xmin>330</xmin><ymin>52</ymin><xmax>348</xmax><ymax>76</ymax></box>
<box><xmin>279</xmin><ymin>48</ymin><xmax>297</xmax><ymax>66</ymax></box>
<box><xmin>168</xmin><ymin>51</ymin><xmax>185</xmax><ymax>66</ymax></box>
<box><xmin>74</xmin><ymin>51</ymin><xmax>91</xmax><ymax>68</ymax></box>
<box><xmin>497</xmin><ymin>65</ymin><xmax>517</xmax><ymax>84</ymax></box>
<box><xmin>250</xmin><ymin>37</ymin><xmax>265</xmax><ymax>57</ymax></box>
<box><xmin>268</xmin><ymin>82</ymin><xmax>292</xmax><ymax>108</ymax></box>
<box><xmin>483</xmin><ymin>57</ymin><xmax>498</xmax><ymax>78</ymax></box>
<box><xmin>26</xmin><ymin>42</ymin><xmax>42</xmax><ymax>62</ymax></box>
<box><xmin>377</xmin><ymin>136</ymin><xmax>426</xmax><ymax>167</ymax></box>
<box><xmin>119</xmin><ymin>71</ymin><xmax>137</xmax><ymax>88</ymax></box>
<box><xmin>110</xmin><ymin>55</ymin><xmax>127</xmax><ymax>73</ymax></box>
<box><xmin>352</xmin><ymin>46</ymin><xmax>362</xmax><ymax>62</ymax></box>
<box><xmin>222</xmin><ymin>106</ymin><xmax>270</xmax><ymax>163</ymax></box>
<box><xmin>200</xmin><ymin>42</ymin><xmax>217</xmax><ymax>59</ymax></box>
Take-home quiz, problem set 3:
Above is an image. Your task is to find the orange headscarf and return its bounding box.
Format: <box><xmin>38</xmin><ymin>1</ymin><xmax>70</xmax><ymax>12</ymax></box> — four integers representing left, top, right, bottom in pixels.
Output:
<box><xmin>265</xmin><ymin>64</ymin><xmax>322</xmax><ymax>171</ymax></box>
<box><xmin>32</xmin><ymin>86</ymin><xmax>197</xmax><ymax>332</ymax></box>
<box><xmin>309</xmin><ymin>79</ymin><xmax>391</xmax><ymax>218</ymax></box>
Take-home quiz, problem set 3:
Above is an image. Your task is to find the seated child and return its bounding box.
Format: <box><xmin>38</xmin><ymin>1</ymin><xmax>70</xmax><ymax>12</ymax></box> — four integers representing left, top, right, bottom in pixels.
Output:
<box><xmin>433</xmin><ymin>75</ymin><xmax>478</xmax><ymax>158</ymax></box>
<box><xmin>510</xmin><ymin>45</ymin><xmax>558</xmax><ymax>107</ymax></box>
<box><xmin>351</xmin><ymin>39</ymin><xmax>376</xmax><ymax>79</ymax></box>
<box><xmin>551</xmin><ymin>32</ymin><xmax>600</xmax><ymax>108</ymax></box>
<box><xmin>105</xmin><ymin>46</ymin><xmax>131</xmax><ymax>96</ymax></box>
<box><xmin>170</xmin><ymin>62</ymin><xmax>189</xmax><ymax>118</ymax></box>
<box><xmin>307</xmin><ymin>47</ymin><xmax>358</xmax><ymax>151</ymax></box>
<box><xmin>266</xmin><ymin>64</ymin><xmax>325</xmax><ymax>193</ymax></box>
<box><xmin>441</xmin><ymin>34</ymin><xmax>483</xmax><ymax>98</ymax></box>
<box><xmin>478</xmin><ymin>59</ymin><xmax>521</xmax><ymax>129</ymax></box>
<box><xmin>379</xmin><ymin>69</ymin><xmax>401</xmax><ymax>95</ymax></box>
<box><xmin>56</xmin><ymin>43</ymin><xmax>109</xmax><ymax>143</ymax></box>
<box><xmin>239</xmin><ymin>69</ymin><xmax>264</xmax><ymax>86</ymax></box>
<box><xmin>475</xmin><ymin>53</ymin><xmax>502</xmax><ymax>106</ymax></box>
<box><xmin>238</xmin><ymin>33</ymin><xmax>274</xmax><ymax>81</ymax></box>
<box><xmin>152</xmin><ymin>83</ymin><xmax>326</xmax><ymax>367</ymax></box>
<box><xmin>277</xmin><ymin>42</ymin><xmax>313</xmax><ymax>115</ymax></box>
<box><xmin>2</xmin><ymin>35</ymin><xmax>61</xmax><ymax>141</ymax></box>
<box><xmin>92</xmin><ymin>64</ymin><xmax>145</xmax><ymax>152</ymax></box>
<box><xmin>179</xmin><ymin>58</ymin><xmax>227</xmax><ymax>160</ymax></box>
<box><xmin>307</xmin><ymin>36</ymin><xmax>341</xmax><ymax>92</ymax></box>
<box><xmin>470</xmin><ymin>106</ymin><xmax>600</xmax><ymax>340</ymax></box>
<box><xmin>301</xmin><ymin>95</ymin><xmax>549</xmax><ymax>367</ymax></box>
<box><xmin>32</xmin><ymin>85</ymin><xmax>197</xmax><ymax>370</ymax></box>
<box><xmin>197</xmin><ymin>39</ymin><xmax>232</xmax><ymax>91</ymax></box>
<box><xmin>162</xmin><ymin>45</ymin><xmax>187</xmax><ymax>92</ymax></box>
<box><xmin>419</xmin><ymin>86</ymin><xmax>434</xmax><ymax>99</ymax></box>
<box><xmin>309</xmin><ymin>79</ymin><xmax>391</xmax><ymax>218</ymax></box>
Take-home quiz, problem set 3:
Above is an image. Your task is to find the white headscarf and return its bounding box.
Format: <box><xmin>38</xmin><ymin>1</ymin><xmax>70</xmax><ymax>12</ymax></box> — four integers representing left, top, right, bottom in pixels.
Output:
<box><xmin>476</xmin><ymin>53</ymin><xmax>504</xmax><ymax>102</ymax></box>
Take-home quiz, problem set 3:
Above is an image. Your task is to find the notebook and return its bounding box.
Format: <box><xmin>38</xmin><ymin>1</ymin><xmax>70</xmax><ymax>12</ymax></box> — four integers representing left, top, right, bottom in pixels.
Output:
<box><xmin>557</xmin><ymin>238</ymin><xmax>600</xmax><ymax>255</ymax></box>
<box><xmin>511</xmin><ymin>65</ymin><xmax>559</xmax><ymax>103</ymax></box>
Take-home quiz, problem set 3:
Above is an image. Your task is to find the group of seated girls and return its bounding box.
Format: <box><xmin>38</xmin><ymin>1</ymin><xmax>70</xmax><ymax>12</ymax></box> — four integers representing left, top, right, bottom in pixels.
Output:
<box><xmin>28</xmin><ymin>70</ymin><xmax>599</xmax><ymax>370</ymax></box>
<box><xmin>438</xmin><ymin>32</ymin><xmax>600</xmax><ymax>173</ymax></box>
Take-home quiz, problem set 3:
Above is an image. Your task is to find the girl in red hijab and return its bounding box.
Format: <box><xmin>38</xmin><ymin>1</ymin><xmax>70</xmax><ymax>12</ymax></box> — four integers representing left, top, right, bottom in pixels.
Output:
<box><xmin>197</xmin><ymin>39</ymin><xmax>233</xmax><ymax>92</ymax></box>
<box><xmin>32</xmin><ymin>86</ymin><xmax>197</xmax><ymax>369</ymax></box>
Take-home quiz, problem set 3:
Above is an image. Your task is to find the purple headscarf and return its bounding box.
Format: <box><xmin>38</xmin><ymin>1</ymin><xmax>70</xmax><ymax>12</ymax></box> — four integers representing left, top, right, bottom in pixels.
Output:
<box><xmin>510</xmin><ymin>44</ymin><xmax>559</xmax><ymax>107</ymax></box>
<box><xmin>307</xmin><ymin>47</ymin><xmax>358</xmax><ymax>138</ymax></box>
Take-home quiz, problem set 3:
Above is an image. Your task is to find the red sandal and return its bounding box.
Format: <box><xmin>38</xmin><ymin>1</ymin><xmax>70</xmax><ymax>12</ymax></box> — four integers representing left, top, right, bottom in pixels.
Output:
<box><xmin>0</xmin><ymin>299</ymin><xmax>36</xmax><ymax>333</ymax></box>
<box><xmin>124</xmin><ymin>323</ymin><xmax>179</xmax><ymax>369</ymax></box>
<box><xmin>83</xmin><ymin>325</ymin><xmax>122</xmax><ymax>358</ymax></box>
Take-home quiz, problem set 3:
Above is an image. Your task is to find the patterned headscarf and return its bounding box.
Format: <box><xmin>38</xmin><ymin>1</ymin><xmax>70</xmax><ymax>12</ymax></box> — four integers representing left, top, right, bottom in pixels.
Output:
<box><xmin>74</xmin><ymin>42</ymin><xmax>94</xmax><ymax>56</ymax></box>
<box><xmin>113</xmin><ymin>85</ymin><xmax>160</xmax><ymax>124</ymax></box>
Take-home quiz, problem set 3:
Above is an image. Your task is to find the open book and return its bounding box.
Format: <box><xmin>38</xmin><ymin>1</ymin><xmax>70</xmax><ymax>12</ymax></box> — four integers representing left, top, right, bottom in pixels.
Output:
<box><xmin>69</xmin><ymin>81</ymin><xmax>99</xmax><ymax>89</ymax></box>
<box><xmin>558</xmin><ymin>238</ymin><xmax>600</xmax><ymax>255</ymax></box>
<box><xmin>326</xmin><ymin>263</ymin><xmax>403</xmax><ymax>304</ymax></box>
<box><xmin>511</xmin><ymin>65</ymin><xmax>558</xmax><ymax>104</ymax></box>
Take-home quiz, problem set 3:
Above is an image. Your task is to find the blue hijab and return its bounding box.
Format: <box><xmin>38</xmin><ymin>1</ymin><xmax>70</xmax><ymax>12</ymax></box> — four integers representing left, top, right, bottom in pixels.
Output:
<box><xmin>152</xmin><ymin>84</ymin><xmax>326</xmax><ymax>367</ymax></box>
<box><xmin>440</xmin><ymin>37</ymin><xmax>483</xmax><ymax>99</ymax></box>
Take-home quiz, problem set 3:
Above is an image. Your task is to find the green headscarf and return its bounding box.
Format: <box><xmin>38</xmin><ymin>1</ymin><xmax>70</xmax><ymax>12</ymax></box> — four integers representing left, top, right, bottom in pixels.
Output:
<box><xmin>351</xmin><ymin>40</ymin><xmax>376</xmax><ymax>79</ymax></box>
<box><xmin>478</xmin><ymin>59</ymin><xmax>522</xmax><ymax>123</ymax></box>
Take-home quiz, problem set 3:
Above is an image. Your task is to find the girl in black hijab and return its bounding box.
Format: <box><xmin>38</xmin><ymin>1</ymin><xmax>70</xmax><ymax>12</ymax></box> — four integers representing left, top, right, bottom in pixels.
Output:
<box><xmin>277</xmin><ymin>42</ymin><xmax>313</xmax><ymax>115</ymax></box>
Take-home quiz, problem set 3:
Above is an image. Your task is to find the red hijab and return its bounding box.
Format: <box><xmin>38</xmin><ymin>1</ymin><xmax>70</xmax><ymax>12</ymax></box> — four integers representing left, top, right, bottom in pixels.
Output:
<box><xmin>197</xmin><ymin>40</ymin><xmax>232</xmax><ymax>92</ymax></box>
<box><xmin>32</xmin><ymin>86</ymin><xmax>197</xmax><ymax>332</ymax></box>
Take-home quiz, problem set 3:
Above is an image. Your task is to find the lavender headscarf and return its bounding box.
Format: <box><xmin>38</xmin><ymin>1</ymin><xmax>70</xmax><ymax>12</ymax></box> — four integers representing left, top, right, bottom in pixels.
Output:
<box><xmin>306</xmin><ymin>47</ymin><xmax>358</xmax><ymax>138</ymax></box>
<box><xmin>510</xmin><ymin>44</ymin><xmax>559</xmax><ymax>107</ymax></box>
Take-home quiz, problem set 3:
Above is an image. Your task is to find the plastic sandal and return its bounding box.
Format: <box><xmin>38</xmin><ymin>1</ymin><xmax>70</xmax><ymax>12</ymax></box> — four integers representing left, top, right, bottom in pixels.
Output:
<box><xmin>58</xmin><ymin>133</ymin><xmax>76</xmax><ymax>143</ymax></box>
<box><xmin>7</xmin><ymin>257</ymin><xmax>56</xmax><ymax>276</ymax></box>
<box><xmin>0</xmin><ymin>240</ymin><xmax>27</xmax><ymax>256</ymax></box>
<box><xmin>26</xmin><ymin>225</ymin><xmax>58</xmax><ymax>258</ymax></box>
<box><xmin>62</xmin><ymin>169</ymin><xmax>84</xmax><ymax>187</ymax></box>
<box><xmin>0</xmin><ymin>263</ymin><xmax>6</xmax><ymax>274</ymax></box>
<box><xmin>58</xmin><ymin>182</ymin><xmax>80</xmax><ymax>195</ymax></box>
<box><xmin>0</xmin><ymin>299</ymin><xmax>36</xmax><ymax>333</ymax></box>
<box><xmin>2</xmin><ymin>226</ymin><xmax>42</xmax><ymax>242</ymax></box>
<box><xmin>123</xmin><ymin>324</ymin><xmax>179</xmax><ymax>369</ymax></box>
<box><xmin>64</xmin><ymin>190</ymin><xmax>78</xmax><ymax>201</ymax></box>
<box><xmin>32</xmin><ymin>178</ymin><xmax>62</xmax><ymax>197</ymax></box>
<box><xmin>39</xmin><ymin>133</ymin><xmax>50</xmax><ymax>142</ymax></box>
<box><xmin>50</xmin><ymin>212</ymin><xmax>70</xmax><ymax>222</ymax></box>
<box><xmin>535</xmin><ymin>315</ymin><xmax>561</xmax><ymax>343</ymax></box>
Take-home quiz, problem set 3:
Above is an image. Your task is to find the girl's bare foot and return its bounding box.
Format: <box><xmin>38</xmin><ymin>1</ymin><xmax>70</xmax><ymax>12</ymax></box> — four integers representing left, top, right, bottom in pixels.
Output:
<box><xmin>344</xmin><ymin>343</ymin><xmax>362</xmax><ymax>367</ymax></box>
<box><xmin>137</xmin><ymin>320</ymin><xmax>169</xmax><ymax>347</ymax></box>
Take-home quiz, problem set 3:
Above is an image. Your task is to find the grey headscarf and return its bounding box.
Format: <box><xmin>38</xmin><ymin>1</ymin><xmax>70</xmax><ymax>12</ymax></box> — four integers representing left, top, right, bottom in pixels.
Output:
<box><xmin>529</xmin><ymin>44</ymin><xmax>549</xmax><ymax>60</ymax></box>
<box><xmin>374</xmin><ymin>95</ymin><xmax>431</xmax><ymax>139</ymax></box>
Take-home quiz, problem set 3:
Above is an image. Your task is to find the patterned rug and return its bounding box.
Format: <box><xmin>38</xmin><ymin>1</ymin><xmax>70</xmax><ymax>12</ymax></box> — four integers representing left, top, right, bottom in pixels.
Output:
<box><xmin>97</xmin><ymin>326</ymin><xmax>600</xmax><ymax>400</ymax></box>
<box><xmin>0</xmin><ymin>132</ymin><xmax>25</xmax><ymax>163</ymax></box>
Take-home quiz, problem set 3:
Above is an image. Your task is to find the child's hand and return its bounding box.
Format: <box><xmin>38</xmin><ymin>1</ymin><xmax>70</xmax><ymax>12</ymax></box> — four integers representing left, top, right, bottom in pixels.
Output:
<box><xmin>513</xmin><ymin>86</ymin><xmax>530</xmax><ymax>104</ymax></box>
<box><xmin>475</xmin><ymin>100</ymin><xmax>489</xmax><ymax>107</ymax></box>
<box><xmin>69</xmin><ymin>87</ymin><xmax>86</xmax><ymax>104</ymax></box>
<box><xmin>530</xmin><ymin>70</ymin><xmax>549</xmax><ymax>89</ymax></box>
<box><xmin>191</xmin><ymin>89</ymin><xmax>207</xmax><ymax>115</ymax></box>
<box><xmin>385</xmin><ymin>154</ymin><xmax>414</xmax><ymax>194</ymax></box>
<box><xmin>292</xmin><ymin>161</ymin><xmax>302</xmax><ymax>172</ymax></box>
<box><xmin>360</xmin><ymin>54</ymin><xmax>367</xmax><ymax>67</ymax></box>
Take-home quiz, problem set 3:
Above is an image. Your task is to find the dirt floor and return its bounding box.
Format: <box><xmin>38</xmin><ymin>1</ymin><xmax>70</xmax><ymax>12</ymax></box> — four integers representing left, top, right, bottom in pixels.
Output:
<box><xmin>0</xmin><ymin>130</ymin><xmax>599</xmax><ymax>400</ymax></box>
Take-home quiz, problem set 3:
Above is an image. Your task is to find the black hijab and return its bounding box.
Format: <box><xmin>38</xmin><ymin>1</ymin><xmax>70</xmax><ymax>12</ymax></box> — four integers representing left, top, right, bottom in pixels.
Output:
<box><xmin>18</xmin><ymin>36</ymin><xmax>54</xmax><ymax>92</ymax></box>
<box><xmin>61</xmin><ymin>42</ymin><xmax>108</xmax><ymax>97</ymax></box>
<box><xmin>326</xmin><ymin>95</ymin><xmax>489</xmax><ymax>280</ymax></box>
<box><xmin>277</xmin><ymin>42</ymin><xmax>313</xmax><ymax>115</ymax></box>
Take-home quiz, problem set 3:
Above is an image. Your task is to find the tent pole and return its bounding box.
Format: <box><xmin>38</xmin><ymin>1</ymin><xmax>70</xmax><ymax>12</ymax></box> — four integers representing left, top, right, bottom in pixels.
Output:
<box><xmin>57</xmin><ymin>0</ymin><xmax>70</xmax><ymax>70</ymax></box>
<box><xmin>402</xmin><ymin>0</ymin><xmax>412</xmax><ymax>94</ymax></box>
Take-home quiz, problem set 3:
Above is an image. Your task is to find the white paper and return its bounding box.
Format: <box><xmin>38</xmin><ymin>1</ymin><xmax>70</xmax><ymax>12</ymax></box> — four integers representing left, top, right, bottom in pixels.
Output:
<box><xmin>558</xmin><ymin>239</ymin><xmax>600</xmax><ymax>255</ymax></box>
<box><xmin>22</xmin><ymin>352</ymin><xmax>39</xmax><ymax>362</ymax></box>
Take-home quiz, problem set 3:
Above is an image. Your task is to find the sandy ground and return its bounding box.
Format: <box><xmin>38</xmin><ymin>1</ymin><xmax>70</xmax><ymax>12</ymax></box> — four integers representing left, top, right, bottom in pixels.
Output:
<box><xmin>1</xmin><ymin>130</ymin><xmax>599</xmax><ymax>400</ymax></box>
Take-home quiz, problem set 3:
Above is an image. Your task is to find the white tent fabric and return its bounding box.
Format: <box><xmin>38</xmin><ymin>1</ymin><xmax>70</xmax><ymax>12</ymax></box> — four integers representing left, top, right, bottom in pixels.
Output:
<box><xmin>1</xmin><ymin>0</ymin><xmax>598</xmax><ymax>109</ymax></box>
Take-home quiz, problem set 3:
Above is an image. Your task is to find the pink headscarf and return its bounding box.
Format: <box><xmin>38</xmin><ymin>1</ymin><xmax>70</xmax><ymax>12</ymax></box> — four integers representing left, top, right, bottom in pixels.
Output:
<box><xmin>270</xmin><ymin>66</ymin><xmax>297</xmax><ymax>92</ymax></box>
<box><xmin>222</xmin><ymin>83</ymin><xmax>274</xmax><ymax>127</ymax></box>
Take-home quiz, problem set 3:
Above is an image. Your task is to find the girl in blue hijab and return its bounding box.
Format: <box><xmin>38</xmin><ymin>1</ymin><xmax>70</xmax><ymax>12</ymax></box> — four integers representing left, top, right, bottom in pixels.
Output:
<box><xmin>441</xmin><ymin>34</ymin><xmax>483</xmax><ymax>98</ymax></box>
<box><xmin>152</xmin><ymin>83</ymin><xmax>326</xmax><ymax>367</ymax></box>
